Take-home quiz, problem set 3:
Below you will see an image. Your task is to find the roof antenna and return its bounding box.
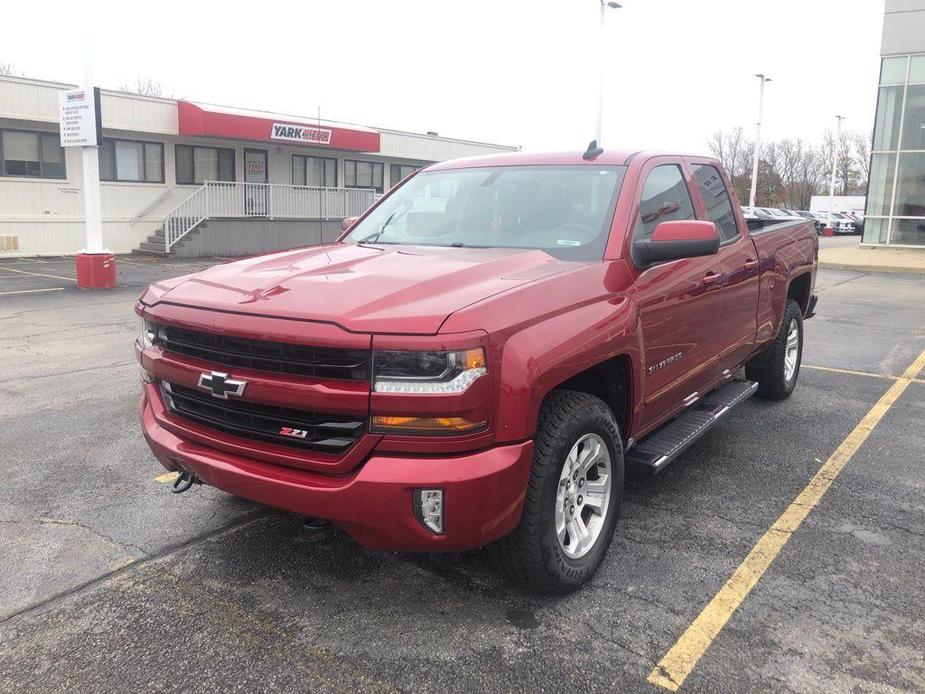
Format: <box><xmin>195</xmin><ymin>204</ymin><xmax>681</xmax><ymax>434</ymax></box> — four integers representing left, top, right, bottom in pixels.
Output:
<box><xmin>583</xmin><ymin>139</ymin><xmax>604</xmax><ymax>160</ymax></box>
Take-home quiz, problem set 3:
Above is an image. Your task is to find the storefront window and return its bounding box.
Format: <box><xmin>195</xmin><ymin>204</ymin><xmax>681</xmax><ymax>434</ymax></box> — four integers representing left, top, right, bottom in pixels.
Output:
<box><xmin>99</xmin><ymin>139</ymin><xmax>164</xmax><ymax>183</ymax></box>
<box><xmin>910</xmin><ymin>55</ymin><xmax>925</xmax><ymax>84</ymax></box>
<box><xmin>900</xmin><ymin>85</ymin><xmax>925</xmax><ymax>150</ymax></box>
<box><xmin>175</xmin><ymin>145</ymin><xmax>235</xmax><ymax>185</ymax></box>
<box><xmin>873</xmin><ymin>87</ymin><xmax>904</xmax><ymax>151</ymax></box>
<box><xmin>893</xmin><ymin>152</ymin><xmax>925</xmax><ymax>217</ymax></box>
<box><xmin>390</xmin><ymin>163</ymin><xmax>420</xmax><ymax>189</ymax></box>
<box><xmin>292</xmin><ymin>155</ymin><xmax>337</xmax><ymax>187</ymax></box>
<box><xmin>867</xmin><ymin>54</ymin><xmax>925</xmax><ymax>246</ymax></box>
<box><xmin>865</xmin><ymin>154</ymin><xmax>896</xmax><ymax>217</ymax></box>
<box><xmin>862</xmin><ymin>218</ymin><xmax>889</xmax><ymax>245</ymax></box>
<box><xmin>344</xmin><ymin>159</ymin><xmax>384</xmax><ymax>193</ymax></box>
<box><xmin>891</xmin><ymin>218</ymin><xmax>925</xmax><ymax>244</ymax></box>
<box><xmin>0</xmin><ymin>130</ymin><xmax>66</xmax><ymax>179</ymax></box>
<box><xmin>880</xmin><ymin>56</ymin><xmax>908</xmax><ymax>85</ymax></box>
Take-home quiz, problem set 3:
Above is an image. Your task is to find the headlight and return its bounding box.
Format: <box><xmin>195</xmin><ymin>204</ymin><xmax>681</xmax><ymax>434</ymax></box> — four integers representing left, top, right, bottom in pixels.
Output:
<box><xmin>373</xmin><ymin>348</ymin><xmax>487</xmax><ymax>394</ymax></box>
<box><xmin>138</xmin><ymin>317</ymin><xmax>156</xmax><ymax>349</ymax></box>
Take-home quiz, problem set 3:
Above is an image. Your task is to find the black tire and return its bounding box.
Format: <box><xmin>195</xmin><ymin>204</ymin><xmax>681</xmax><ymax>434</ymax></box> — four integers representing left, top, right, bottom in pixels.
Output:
<box><xmin>746</xmin><ymin>298</ymin><xmax>804</xmax><ymax>400</ymax></box>
<box><xmin>490</xmin><ymin>390</ymin><xmax>624</xmax><ymax>594</ymax></box>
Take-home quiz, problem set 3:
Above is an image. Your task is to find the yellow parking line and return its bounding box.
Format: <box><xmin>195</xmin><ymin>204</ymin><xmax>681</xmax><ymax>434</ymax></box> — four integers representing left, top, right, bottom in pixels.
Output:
<box><xmin>801</xmin><ymin>364</ymin><xmax>897</xmax><ymax>381</ymax></box>
<box><xmin>0</xmin><ymin>265</ymin><xmax>77</xmax><ymax>282</ymax></box>
<box><xmin>647</xmin><ymin>348</ymin><xmax>925</xmax><ymax>692</ymax></box>
<box><xmin>154</xmin><ymin>471</ymin><xmax>180</xmax><ymax>484</ymax></box>
<box><xmin>0</xmin><ymin>287</ymin><xmax>66</xmax><ymax>296</ymax></box>
<box><xmin>802</xmin><ymin>364</ymin><xmax>925</xmax><ymax>386</ymax></box>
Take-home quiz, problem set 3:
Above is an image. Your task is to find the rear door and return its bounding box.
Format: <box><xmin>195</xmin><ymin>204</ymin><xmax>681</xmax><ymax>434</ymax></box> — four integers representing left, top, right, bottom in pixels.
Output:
<box><xmin>630</xmin><ymin>158</ymin><xmax>727</xmax><ymax>432</ymax></box>
<box><xmin>687</xmin><ymin>159</ymin><xmax>761</xmax><ymax>370</ymax></box>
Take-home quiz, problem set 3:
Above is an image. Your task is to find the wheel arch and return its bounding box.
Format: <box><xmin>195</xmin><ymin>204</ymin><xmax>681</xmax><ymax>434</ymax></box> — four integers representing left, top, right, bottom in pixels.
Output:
<box><xmin>550</xmin><ymin>355</ymin><xmax>634</xmax><ymax>443</ymax></box>
<box><xmin>787</xmin><ymin>271</ymin><xmax>812</xmax><ymax>316</ymax></box>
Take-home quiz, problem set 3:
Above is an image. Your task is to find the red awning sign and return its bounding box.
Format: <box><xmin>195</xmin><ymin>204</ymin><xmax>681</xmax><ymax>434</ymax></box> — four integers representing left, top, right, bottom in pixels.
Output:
<box><xmin>177</xmin><ymin>101</ymin><xmax>380</xmax><ymax>152</ymax></box>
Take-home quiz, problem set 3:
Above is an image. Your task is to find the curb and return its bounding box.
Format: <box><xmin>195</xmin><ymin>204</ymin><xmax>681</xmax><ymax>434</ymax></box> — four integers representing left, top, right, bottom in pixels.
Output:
<box><xmin>818</xmin><ymin>261</ymin><xmax>925</xmax><ymax>275</ymax></box>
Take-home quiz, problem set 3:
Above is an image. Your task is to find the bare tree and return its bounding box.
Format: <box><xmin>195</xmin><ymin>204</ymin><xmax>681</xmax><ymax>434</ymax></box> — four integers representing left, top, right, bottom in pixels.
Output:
<box><xmin>852</xmin><ymin>131</ymin><xmax>871</xmax><ymax>190</ymax></box>
<box><xmin>120</xmin><ymin>77</ymin><xmax>163</xmax><ymax>97</ymax></box>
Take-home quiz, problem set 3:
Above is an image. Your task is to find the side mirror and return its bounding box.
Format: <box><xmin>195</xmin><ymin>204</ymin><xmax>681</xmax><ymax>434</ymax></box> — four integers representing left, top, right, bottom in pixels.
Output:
<box><xmin>633</xmin><ymin>220</ymin><xmax>720</xmax><ymax>268</ymax></box>
<box><xmin>341</xmin><ymin>216</ymin><xmax>359</xmax><ymax>232</ymax></box>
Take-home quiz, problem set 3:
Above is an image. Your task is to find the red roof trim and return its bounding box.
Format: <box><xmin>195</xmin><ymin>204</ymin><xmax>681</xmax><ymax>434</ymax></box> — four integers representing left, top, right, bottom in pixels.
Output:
<box><xmin>176</xmin><ymin>101</ymin><xmax>380</xmax><ymax>153</ymax></box>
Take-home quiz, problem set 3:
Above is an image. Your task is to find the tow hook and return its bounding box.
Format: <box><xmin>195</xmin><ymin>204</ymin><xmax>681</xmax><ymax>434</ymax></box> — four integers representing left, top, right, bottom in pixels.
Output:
<box><xmin>171</xmin><ymin>470</ymin><xmax>200</xmax><ymax>494</ymax></box>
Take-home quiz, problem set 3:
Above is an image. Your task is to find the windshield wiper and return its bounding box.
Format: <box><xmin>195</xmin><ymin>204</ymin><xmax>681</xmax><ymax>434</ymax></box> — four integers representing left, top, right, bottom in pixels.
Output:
<box><xmin>355</xmin><ymin>210</ymin><xmax>398</xmax><ymax>245</ymax></box>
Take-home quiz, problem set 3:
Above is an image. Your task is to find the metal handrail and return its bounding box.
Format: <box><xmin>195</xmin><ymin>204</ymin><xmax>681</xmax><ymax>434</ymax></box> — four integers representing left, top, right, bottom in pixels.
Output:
<box><xmin>162</xmin><ymin>182</ymin><xmax>377</xmax><ymax>252</ymax></box>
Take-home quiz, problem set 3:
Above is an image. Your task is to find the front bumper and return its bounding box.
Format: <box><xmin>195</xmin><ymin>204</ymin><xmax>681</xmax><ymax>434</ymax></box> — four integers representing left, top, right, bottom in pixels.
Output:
<box><xmin>139</xmin><ymin>389</ymin><xmax>534</xmax><ymax>552</ymax></box>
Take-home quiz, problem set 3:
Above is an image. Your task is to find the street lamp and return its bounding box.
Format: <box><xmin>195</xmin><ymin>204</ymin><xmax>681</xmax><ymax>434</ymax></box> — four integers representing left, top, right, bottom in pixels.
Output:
<box><xmin>748</xmin><ymin>73</ymin><xmax>771</xmax><ymax>214</ymax></box>
<box><xmin>596</xmin><ymin>0</ymin><xmax>622</xmax><ymax>145</ymax></box>
<box><xmin>828</xmin><ymin>114</ymin><xmax>845</xmax><ymax>220</ymax></box>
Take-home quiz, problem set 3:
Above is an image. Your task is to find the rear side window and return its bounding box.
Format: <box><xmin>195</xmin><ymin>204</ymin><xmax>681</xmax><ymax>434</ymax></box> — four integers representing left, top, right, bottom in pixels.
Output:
<box><xmin>693</xmin><ymin>164</ymin><xmax>739</xmax><ymax>242</ymax></box>
<box><xmin>633</xmin><ymin>165</ymin><xmax>696</xmax><ymax>240</ymax></box>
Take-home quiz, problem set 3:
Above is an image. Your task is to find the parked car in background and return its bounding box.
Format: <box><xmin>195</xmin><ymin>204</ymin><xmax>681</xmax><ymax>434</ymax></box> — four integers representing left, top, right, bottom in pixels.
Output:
<box><xmin>797</xmin><ymin>211</ymin><xmax>826</xmax><ymax>233</ymax></box>
<box><xmin>136</xmin><ymin>149</ymin><xmax>818</xmax><ymax>593</ymax></box>
<box><xmin>814</xmin><ymin>211</ymin><xmax>856</xmax><ymax>234</ymax></box>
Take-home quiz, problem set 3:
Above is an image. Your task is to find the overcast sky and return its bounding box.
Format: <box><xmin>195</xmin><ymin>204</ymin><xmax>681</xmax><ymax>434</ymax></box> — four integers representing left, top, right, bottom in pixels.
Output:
<box><xmin>3</xmin><ymin>0</ymin><xmax>884</xmax><ymax>153</ymax></box>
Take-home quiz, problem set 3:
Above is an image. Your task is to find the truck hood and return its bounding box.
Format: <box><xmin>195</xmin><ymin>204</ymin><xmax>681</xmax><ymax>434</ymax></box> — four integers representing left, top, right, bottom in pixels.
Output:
<box><xmin>145</xmin><ymin>243</ymin><xmax>574</xmax><ymax>334</ymax></box>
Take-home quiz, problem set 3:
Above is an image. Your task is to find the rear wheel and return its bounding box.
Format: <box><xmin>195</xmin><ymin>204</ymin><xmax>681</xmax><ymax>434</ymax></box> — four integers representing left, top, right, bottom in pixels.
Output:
<box><xmin>746</xmin><ymin>298</ymin><xmax>804</xmax><ymax>400</ymax></box>
<box><xmin>491</xmin><ymin>390</ymin><xmax>623</xmax><ymax>594</ymax></box>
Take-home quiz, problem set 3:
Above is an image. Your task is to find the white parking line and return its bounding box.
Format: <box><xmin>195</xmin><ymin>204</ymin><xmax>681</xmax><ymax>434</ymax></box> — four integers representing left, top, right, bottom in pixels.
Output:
<box><xmin>0</xmin><ymin>266</ymin><xmax>77</xmax><ymax>282</ymax></box>
<box><xmin>0</xmin><ymin>287</ymin><xmax>67</xmax><ymax>297</ymax></box>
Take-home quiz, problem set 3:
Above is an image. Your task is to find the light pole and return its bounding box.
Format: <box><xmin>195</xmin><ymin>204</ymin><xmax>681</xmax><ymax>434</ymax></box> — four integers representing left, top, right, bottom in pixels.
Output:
<box><xmin>748</xmin><ymin>73</ymin><xmax>771</xmax><ymax>213</ymax></box>
<box><xmin>596</xmin><ymin>1</ymin><xmax>622</xmax><ymax>145</ymax></box>
<box><xmin>828</xmin><ymin>114</ymin><xmax>845</xmax><ymax>220</ymax></box>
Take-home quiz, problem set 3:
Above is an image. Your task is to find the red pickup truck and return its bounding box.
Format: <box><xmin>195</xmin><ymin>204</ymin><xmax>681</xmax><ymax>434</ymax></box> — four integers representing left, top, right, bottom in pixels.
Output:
<box><xmin>136</xmin><ymin>148</ymin><xmax>817</xmax><ymax>593</ymax></box>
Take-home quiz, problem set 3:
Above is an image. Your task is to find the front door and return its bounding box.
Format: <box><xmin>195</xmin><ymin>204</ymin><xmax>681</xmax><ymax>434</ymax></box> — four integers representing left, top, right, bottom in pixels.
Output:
<box><xmin>244</xmin><ymin>149</ymin><xmax>268</xmax><ymax>216</ymax></box>
<box><xmin>631</xmin><ymin>159</ymin><xmax>728</xmax><ymax>433</ymax></box>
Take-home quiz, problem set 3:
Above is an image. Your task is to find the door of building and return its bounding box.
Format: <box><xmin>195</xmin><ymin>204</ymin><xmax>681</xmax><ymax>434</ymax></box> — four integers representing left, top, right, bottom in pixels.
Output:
<box><xmin>244</xmin><ymin>149</ymin><xmax>268</xmax><ymax>216</ymax></box>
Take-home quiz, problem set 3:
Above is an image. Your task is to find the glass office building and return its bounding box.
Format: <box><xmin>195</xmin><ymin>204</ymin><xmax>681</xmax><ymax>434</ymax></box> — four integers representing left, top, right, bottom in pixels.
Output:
<box><xmin>867</xmin><ymin>1</ymin><xmax>925</xmax><ymax>246</ymax></box>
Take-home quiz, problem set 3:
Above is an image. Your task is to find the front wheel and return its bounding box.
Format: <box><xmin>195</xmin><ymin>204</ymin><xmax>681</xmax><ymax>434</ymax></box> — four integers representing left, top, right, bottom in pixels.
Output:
<box><xmin>491</xmin><ymin>390</ymin><xmax>624</xmax><ymax>594</ymax></box>
<box><xmin>746</xmin><ymin>298</ymin><xmax>804</xmax><ymax>400</ymax></box>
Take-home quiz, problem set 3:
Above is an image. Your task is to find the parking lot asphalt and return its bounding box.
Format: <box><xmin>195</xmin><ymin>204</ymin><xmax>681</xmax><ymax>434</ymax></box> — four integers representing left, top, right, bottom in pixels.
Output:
<box><xmin>0</xmin><ymin>256</ymin><xmax>923</xmax><ymax>693</ymax></box>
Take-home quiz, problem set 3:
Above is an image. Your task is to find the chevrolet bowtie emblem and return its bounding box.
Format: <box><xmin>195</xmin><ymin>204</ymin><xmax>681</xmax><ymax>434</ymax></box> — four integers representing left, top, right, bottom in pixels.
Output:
<box><xmin>197</xmin><ymin>371</ymin><xmax>247</xmax><ymax>399</ymax></box>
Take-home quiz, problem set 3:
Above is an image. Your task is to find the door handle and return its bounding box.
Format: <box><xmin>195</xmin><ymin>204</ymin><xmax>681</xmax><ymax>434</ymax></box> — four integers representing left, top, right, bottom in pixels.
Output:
<box><xmin>702</xmin><ymin>271</ymin><xmax>723</xmax><ymax>285</ymax></box>
<box><xmin>744</xmin><ymin>258</ymin><xmax>759</xmax><ymax>270</ymax></box>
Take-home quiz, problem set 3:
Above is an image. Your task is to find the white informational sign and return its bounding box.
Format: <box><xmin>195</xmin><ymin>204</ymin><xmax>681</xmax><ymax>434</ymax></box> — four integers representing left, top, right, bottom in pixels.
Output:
<box><xmin>59</xmin><ymin>88</ymin><xmax>102</xmax><ymax>147</ymax></box>
<box><xmin>270</xmin><ymin>122</ymin><xmax>332</xmax><ymax>146</ymax></box>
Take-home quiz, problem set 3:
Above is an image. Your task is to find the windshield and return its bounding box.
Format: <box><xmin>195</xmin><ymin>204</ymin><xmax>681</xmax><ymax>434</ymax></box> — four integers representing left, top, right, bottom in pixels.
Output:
<box><xmin>344</xmin><ymin>165</ymin><xmax>627</xmax><ymax>261</ymax></box>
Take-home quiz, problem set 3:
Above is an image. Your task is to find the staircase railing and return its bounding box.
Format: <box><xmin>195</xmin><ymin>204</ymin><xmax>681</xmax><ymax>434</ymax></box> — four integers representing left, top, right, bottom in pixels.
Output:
<box><xmin>163</xmin><ymin>182</ymin><xmax>378</xmax><ymax>252</ymax></box>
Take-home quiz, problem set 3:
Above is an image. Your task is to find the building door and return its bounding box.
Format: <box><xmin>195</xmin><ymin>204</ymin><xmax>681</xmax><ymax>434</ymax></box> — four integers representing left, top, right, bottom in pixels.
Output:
<box><xmin>244</xmin><ymin>149</ymin><xmax>268</xmax><ymax>216</ymax></box>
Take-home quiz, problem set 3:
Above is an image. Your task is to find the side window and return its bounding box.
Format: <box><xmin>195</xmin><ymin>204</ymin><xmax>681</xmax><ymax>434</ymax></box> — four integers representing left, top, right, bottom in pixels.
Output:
<box><xmin>692</xmin><ymin>164</ymin><xmax>739</xmax><ymax>241</ymax></box>
<box><xmin>633</xmin><ymin>165</ymin><xmax>696</xmax><ymax>240</ymax></box>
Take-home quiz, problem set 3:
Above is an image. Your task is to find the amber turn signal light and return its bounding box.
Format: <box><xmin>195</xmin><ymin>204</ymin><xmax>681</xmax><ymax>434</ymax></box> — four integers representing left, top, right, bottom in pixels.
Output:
<box><xmin>371</xmin><ymin>415</ymin><xmax>487</xmax><ymax>435</ymax></box>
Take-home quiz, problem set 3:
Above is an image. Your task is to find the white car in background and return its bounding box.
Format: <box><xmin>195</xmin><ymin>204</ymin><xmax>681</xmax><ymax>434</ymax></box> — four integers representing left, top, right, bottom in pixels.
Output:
<box><xmin>815</xmin><ymin>212</ymin><xmax>856</xmax><ymax>234</ymax></box>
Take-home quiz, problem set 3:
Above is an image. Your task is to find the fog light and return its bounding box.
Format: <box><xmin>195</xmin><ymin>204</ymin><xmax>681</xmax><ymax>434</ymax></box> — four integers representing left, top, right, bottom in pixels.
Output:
<box><xmin>414</xmin><ymin>489</ymin><xmax>444</xmax><ymax>535</ymax></box>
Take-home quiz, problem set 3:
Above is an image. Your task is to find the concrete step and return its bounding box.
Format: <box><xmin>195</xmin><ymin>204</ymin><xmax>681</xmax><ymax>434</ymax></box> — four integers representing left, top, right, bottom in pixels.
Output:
<box><xmin>131</xmin><ymin>247</ymin><xmax>170</xmax><ymax>257</ymax></box>
<box><xmin>138</xmin><ymin>241</ymin><xmax>170</xmax><ymax>253</ymax></box>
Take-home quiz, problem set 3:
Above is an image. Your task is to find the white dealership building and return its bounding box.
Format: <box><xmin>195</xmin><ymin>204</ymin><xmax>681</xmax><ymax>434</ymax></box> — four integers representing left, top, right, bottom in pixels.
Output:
<box><xmin>0</xmin><ymin>75</ymin><xmax>515</xmax><ymax>257</ymax></box>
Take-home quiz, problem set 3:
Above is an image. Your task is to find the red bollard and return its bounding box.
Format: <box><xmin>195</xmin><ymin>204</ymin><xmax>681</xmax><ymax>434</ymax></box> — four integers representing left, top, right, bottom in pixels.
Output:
<box><xmin>76</xmin><ymin>252</ymin><xmax>117</xmax><ymax>289</ymax></box>
<box><xmin>822</xmin><ymin>227</ymin><xmax>834</xmax><ymax>237</ymax></box>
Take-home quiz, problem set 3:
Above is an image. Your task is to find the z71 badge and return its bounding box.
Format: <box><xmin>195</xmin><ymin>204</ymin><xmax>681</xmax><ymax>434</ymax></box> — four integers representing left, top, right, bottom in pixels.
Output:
<box><xmin>647</xmin><ymin>352</ymin><xmax>683</xmax><ymax>375</ymax></box>
<box><xmin>279</xmin><ymin>427</ymin><xmax>309</xmax><ymax>439</ymax></box>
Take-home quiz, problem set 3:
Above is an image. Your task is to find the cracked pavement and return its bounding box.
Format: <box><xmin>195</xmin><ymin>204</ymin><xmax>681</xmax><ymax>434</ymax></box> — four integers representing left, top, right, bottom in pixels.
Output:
<box><xmin>0</xmin><ymin>258</ymin><xmax>923</xmax><ymax>692</ymax></box>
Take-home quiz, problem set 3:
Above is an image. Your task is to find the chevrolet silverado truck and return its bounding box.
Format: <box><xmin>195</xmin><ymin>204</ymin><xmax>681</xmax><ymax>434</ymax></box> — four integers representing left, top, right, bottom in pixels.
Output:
<box><xmin>136</xmin><ymin>147</ymin><xmax>818</xmax><ymax>593</ymax></box>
